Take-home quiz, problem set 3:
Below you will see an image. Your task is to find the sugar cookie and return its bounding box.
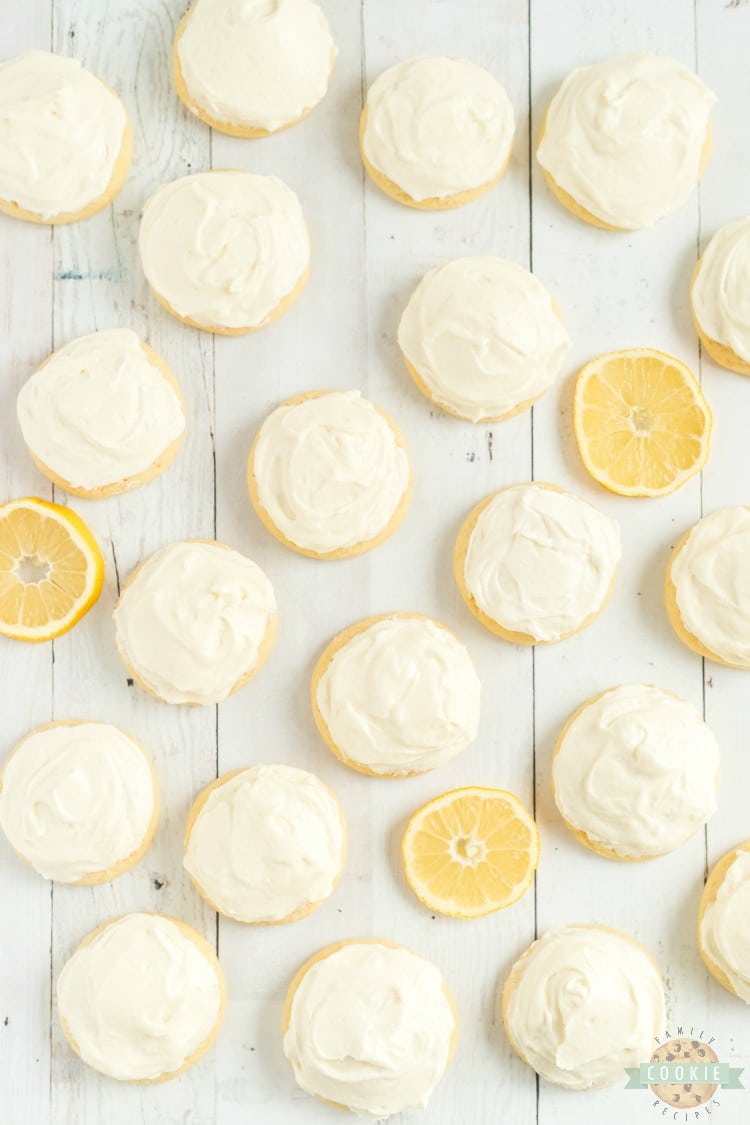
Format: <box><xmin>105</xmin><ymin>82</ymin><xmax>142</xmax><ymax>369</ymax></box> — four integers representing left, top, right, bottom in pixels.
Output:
<box><xmin>691</xmin><ymin>217</ymin><xmax>750</xmax><ymax>375</ymax></box>
<box><xmin>17</xmin><ymin>329</ymin><xmax>185</xmax><ymax>498</ymax></box>
<box><xmin>139</xmin><ymin>170</ymin><xmax>309</xmax><ymax>334</ymax></box>
<box><xmin>283</xmin><ymin>939</ymin><xmax>457</xmax><ymax>1116</ymax></box>
<box><xmin>666</xmin><ymin>507</ymin><xmax>750</xmax><ymax>668</ymax></box>
<box><xmin>114</xmin><ymin>540</ymin><xmax>276</xmax><ymax>705</ymax></box>
<box><xmin>0</xmin><ymin>51</ymin><xmax>131</xmax><ymax>223</ymax></box>
<box><xmin>0</xmin><ymin>720</ymin><xmax>158</xmax><ymax>883</ymax></box>
<box><xmin>537</xmin><ymin>52</ymin><xmax>715</xmax><ymax>231</ymax></box>
<box><xmin>312</xmin><ymin>613</ymin><xmax>480</xmax><ymax>776</ymax></box>
<box><xmin>248</xmin><ymin>390</ymin><xmax>410</xmax><ymax>559</ymax></box>
<box><xmin>57</xmin><ymin>913</ymin><xmax>225</xmax><ymax>1082</ymax></box>
<box><xmin>455</xmin><ymin>482</ymin><xmax>620</xmax><ymax>643</ymax></box>
<box><xmin>184</xmin><ymin>764</ymin><xmax>346</xmax><ymax>923</ymax></box>
<box><xmin>360</xmin><ymin>56</ymin><xmax>514</xmax><ymax>210</ymax></box>
<box><xmin>173</xmin><ymin>0</ymin><xmax>336</xmax><ymax>137</ymax></box>
<box><xmin>553</xmin><ymin>685</ymin><xmax>719</xmax><ymax>860</ymax></box>
<box><xmin>502</xmin><ymin>925</ymin><xmax>665</xmax><ymax>1089</ymax></box>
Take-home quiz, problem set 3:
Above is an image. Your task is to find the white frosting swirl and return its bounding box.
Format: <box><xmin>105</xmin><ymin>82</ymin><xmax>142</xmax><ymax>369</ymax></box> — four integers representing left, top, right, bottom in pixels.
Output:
<box><xmin>553</xmin><ymin>685</ymin><xmax>719</xmax><ymax>858</ymax></box>
<box><xmin>251</xmin><ymin>391</ymin><xmax>410</xmax><ymax>555</ymax></box>
<box><xmin>57</xmin><ymin>913</ymin><xmax>223</xmax><ymax>1081</ymax></box>
<box><xmin>315</xmin><ymin>615</ymin><xmax>480</xmax><ymax>775</ymax></box>
<box><xmin>362</xmin><ymin>56</ymin><xmax>514</xmax><ymax>202</ymax></box>
<box><xmin>139</xmin><ymin>171</ymin><xmax>309</xmax><ymax>331</ymax></box>
<box><xmin>701</xmin><ymin>849</ymin><xmax>750</xmax><ymax>1002</ymax></box>
<box><xmin>692</xmin><ymin>217</ymin><xmax>750</xmax><ymax>364</ymax></box>
<box><xmin>505</xmin><ymin>926</ymin><xmax>665</xmax><ymax>1089</ymax></box>
<box><xmin>284</xmin><ymin>942</ymin><xmax>455</xmax><ymax>1118</ymax></box>
<box><xmin>463</xmin><ymin>484</ymin><xmax>621</xmax><ymax>642</ymax></box>
<box><xmin>177</xmin><ymin>0</ymin><xmax>336</xmax><ymax>132</ymax></box>
<box><xmin>184</xmin><ymin>765</ymin><xmax>345</xmax><ymax>923</ymax></box>
<box><xmin>114</xmin><ymin>541</ymin><xmax>276</xmax><ymax>705</ymax></box>
<box><xmin>671</xmin><ymin>507</ymin><xmax>750</xmax><ymax>667</ymax></box>
<box><xmin>0</xmin><ymin>722</ymin><xmax>156</xmax><ymax>883</ymax></box>
<box><xmin>17</xmin><ymin>329</ymin><xmax>185</xmax><ymax>491</ymax></box>
<box><xmin>537</xmin><ymin>52</ymin><xmax>716</xmax><ymax>230</ymax></box>
<box><xmin>0</xmin><ymin>51</ymin><xmax>128</xmax><ymax>219</ymax></box>
<box><xmin>398</xmin><ymin>257</ymin><xmax>570</xmax><ymax>421</ymax></box>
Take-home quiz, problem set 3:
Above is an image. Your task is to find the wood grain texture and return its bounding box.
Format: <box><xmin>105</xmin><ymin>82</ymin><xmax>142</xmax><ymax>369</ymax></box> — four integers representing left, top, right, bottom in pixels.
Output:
<box><xmin>0</xmin><ymin>1</ymin><xmax>749</xmax><ymax>1122</ymax></box>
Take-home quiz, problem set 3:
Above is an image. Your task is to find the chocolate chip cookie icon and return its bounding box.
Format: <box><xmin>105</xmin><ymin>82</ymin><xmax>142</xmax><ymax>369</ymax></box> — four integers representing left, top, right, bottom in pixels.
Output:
<box><xmin>650</xmin><ymin>1038</ymin><xmax>719</xmax><ymax>1107</ymax></box>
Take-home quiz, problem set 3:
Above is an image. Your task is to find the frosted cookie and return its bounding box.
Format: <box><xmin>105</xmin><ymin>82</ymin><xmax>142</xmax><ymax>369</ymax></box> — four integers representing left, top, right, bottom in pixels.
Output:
<box><xmin>552</xmin><ymin>684</ymin><xmax>719</xmax><ymax>861</ymax></box>
<box><xmin>283</xmin><ymin>939</ymin><xmax>457</xmax><ymax>1117</ymax></box>
<box><xmin>114</xmin><ymin>540</ymin><xmax>276</xmax><ymax>705</ymax></box>
<box><xmin>360</xmin><ymin>56</ymin><xmax>514</xmax><ymax>210</ymax></box>
<box><xmin>699</xmin><ymin>841</ymin><xmax>750</xmax><ymax>1002</ymax></box>
<box><xmin>184</xmin><ymin>764</ymin><xmax>346</xmax><ymax>924</ymax></box>
<box><xmin>57</xmin><ymin>912</ymin><xmax>225</xmax><ymax>1082</ymax></box>
<box><xmin>537</xmin><ymin>52</ymin><xmax>715</xmax><ymax>231</ymax></box>
<box><xmin>311</xmin><ymin>613</ymin><xmax>480</xmax><ymax>777</ymax></box>
<box><xmin>398</xmin><ymin>257</ymin><xmax>569</xmax><ymax>422</ymax></box>
<box><xmin>0</xmin><ymin>51</ymin><xmax>132</xmax><ymax>224</ymax></box>
<box><xmin>0</xmin><ymin>720</ymin><xmax>158</xmax><ymax>884</ymax></box>
<box><xmin>248</xmin><ymin>390</ymin><xmax>410</xmax><ymax>559</ymax></box>
<box><xmin>139</xmin><ymin>170</ymin><xmax>309</xmax><ymax>334</ymax></box>
<box><xmin>666</xmin><ymin>507</ymin><xmax>750</xmax><ymax>668</ymax></box>
<box><xmin>173</xmin><ymin>0</ymin><xmax>336</xmax><ymax>137</ymax></box>
<box><xmin>17</xmin><ymin>329</ymin><xmax>185</xmax><ymax>498</ymax></box>
<box><xmin>691</xmin><ymin>217</ymin><xmax>750</xmax><ymax>375</ymax></box>
<box><xmin>454</xmin><ymin>482</ymin><xmax>621</xmax><ymax>644</ymax></box>
<box><xmin>502</xmin><ymin>925</ymin><xmax>665</xmax><ymax>1089</ymax></box>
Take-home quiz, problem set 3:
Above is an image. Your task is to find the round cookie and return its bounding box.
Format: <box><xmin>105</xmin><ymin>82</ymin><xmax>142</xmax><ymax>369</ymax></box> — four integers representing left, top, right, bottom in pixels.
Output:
<box><xmin>0</xmin><ymin>720</ymin><xmax>158</xmax><ymax>884</ymax></box>
<box><xmin>360</xmin><ymin>56</ymin><xmax>514</xmax><ymax>210</ymax></box>
<box><xmin>502</xmin><ymin>924</ymin><xmax>665</xmax><ymax>1090</ymax></box>
<box><xmin>139</xmin><ymin>170</ymin><xmax>309</xmax><ymax>334</ymax></box>
<box><xmin>248</xmin><ymin>390</ymin><xmax>411</xmax><ymax>559</ymax></box>
<box><xmin>537</xmin><ymin>52</ymin><xmax>715</xmax><ymax>231</ymax></box>
<box><xmin>698</xmin><ymin>841</ymin><xmax>750</xmax><ymax>1002</ymax></box>
<box><xmin>311</xmin><ymin>612</ymin><xmax>480</xmax><ymax>777</ymax></box>
<box><xmin>0</xmin><ymin>51</ymin><xmax>132</xmax><ymax>224</ymax></box>
<box><xmin>114</xmin><ymin>540</ymin><xmax>277</xmax><ymax>705</ymax></box>
<box><xmin>552</xmin><ymin>684</ymin><xmax>720</xmax><ymax>861</ymax></box>
<box><xmin>57</xmin><ymin>912</ymin><xmax>225</xmax><ymax>1083</ymax></box>
<box><xmin>666</xmin><ymin>507</ymin><xmax>750</xmax><ymax>669</ymax></box>
<box><xmin>283</xmin><ymin>939</ymin><xmax>458</xmax><ymax>1117</ymax></box>
<box><xmin>173</xmin><ymin>0</ymin><xmax>336</xmax><ymax>138</ymax></box>
<box><xmin>454</xmin><ymin>482</ymin><xmax>621</xmax><ymax>644</ymax></box>
<box><xmin>398</xmin><ymin>257</ymin><xmax>570</xmax><ymax>422</ymax></box>
<box><xmin>17</xmin><ymin>329</ymin><xmax>185</xmax><ymax>499</ymax></box>
<box><xmin>690</xmin><ymin>218</ymin><xmax>750</xmax><ymax>375</ymax></box>
<box><xmin>184</xmin><ymin>764</ymin><xmax>346</xmax><ymax>924</ymax></box>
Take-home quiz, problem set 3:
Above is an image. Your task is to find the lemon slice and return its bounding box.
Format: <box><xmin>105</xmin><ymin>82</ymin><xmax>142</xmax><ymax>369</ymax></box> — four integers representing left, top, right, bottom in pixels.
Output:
<box><xmin>0</xmin><ymin>498</ymin><xmax>104</xmax><ymax>641</ymax></box>
<box><xmin>402</xmin><ymin>786</ymin><xmax>539</xmax><ymax>919</ymax></box>
<box><xmin>574</xmin><ymin>348</ymin><xmax>712</xmax><ymax>497</ymax></box>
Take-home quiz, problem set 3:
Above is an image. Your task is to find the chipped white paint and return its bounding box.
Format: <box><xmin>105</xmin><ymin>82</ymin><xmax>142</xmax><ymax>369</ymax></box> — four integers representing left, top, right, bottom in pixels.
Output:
<box><xmin>1</xmin><ymin>1</ymin><xmax>749</xmax><ymax>1122</ymax></box>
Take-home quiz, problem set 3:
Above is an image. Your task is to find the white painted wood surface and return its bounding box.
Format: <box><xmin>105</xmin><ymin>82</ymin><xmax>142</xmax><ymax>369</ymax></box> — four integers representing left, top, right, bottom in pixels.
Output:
<box><xmin>1</xmin><ymin>1</ymin><xmax>749</xmax><ymax>1122</ymax></box>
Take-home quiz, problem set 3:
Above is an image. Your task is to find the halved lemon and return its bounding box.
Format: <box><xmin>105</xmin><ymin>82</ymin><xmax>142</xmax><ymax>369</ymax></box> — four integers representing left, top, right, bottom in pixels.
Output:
<box><xmin>0</xmin><ymin>498</ymin><xmax>104</xmax><ymax>642</ymax></box>
<box><xmin>574</xmin><ymin>348</ymin><xmax>712</xmax><ymax>497</ymax></box>
<box><xmin>402</xmin><ymin>786</ymin><xmax>539</xmax><ymax>919</ymax></box>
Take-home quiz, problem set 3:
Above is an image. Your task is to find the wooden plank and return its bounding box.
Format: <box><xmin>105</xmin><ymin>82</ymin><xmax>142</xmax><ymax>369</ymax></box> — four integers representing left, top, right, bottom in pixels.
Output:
<box><xmin>693</xmin><ymin>2</ymin><xmax>750</xmax><ymax>1117</ymax></box>
<box><xmin>0</xmin><ymin>4</ymin><xmax>55</xmax><ymax>1122</ymax></box>
<box><xmin>209</xmin><ymin>2</ymin><xmax>377</xmax><ymax>1116</ymax></box>
<box><xmin>530</xmin><ymin>2</ymin><xmax>711</xmax><ymax>1122</ymax></box>
<box><xmin>46</xmin><ymin>2</ymin><xmax>218</xmax><ymax>1122</ymax></box>
<box><xmin>359</xmin><ymin>4</ymin><xmax>537</xmax><ymax>1123</ymax></box>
